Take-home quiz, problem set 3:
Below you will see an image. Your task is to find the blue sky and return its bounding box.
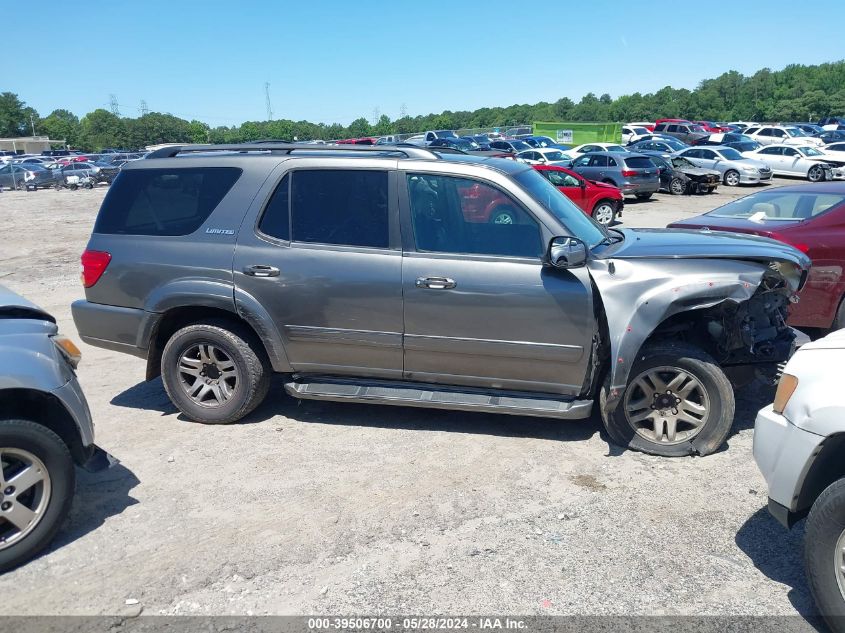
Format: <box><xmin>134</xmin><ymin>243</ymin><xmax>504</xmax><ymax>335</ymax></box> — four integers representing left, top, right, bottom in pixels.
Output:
<box><xmin>7</xmin><ymin>0</ymin><xmax>844</xmax><ymax>126</ymax></box>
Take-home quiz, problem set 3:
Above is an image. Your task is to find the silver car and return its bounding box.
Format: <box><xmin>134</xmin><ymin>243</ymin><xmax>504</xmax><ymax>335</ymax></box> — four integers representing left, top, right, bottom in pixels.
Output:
<box><xmin>0</xmin><ymin>285</ymin><xmax>111</xmax><ymax>571</ymax></box>
<box><xmin>569</xmin><ymin>151</ymin><xmax>660</xmax><ymax>199</ymax></box>
<box><xmin>675</xmin><ymin>145</ymin><xmax>773</xmax><ymax>186</ymax></box>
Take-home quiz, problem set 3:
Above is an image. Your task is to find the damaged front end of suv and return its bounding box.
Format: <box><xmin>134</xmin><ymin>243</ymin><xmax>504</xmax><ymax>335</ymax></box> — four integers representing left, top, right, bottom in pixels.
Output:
<box><xmin>587</xmin><ymin>228</ymin><xmax>810</xmax><ymax>456</ymax></box>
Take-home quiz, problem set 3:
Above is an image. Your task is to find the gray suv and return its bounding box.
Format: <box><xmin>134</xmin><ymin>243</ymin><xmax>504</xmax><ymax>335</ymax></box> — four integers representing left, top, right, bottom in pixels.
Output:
<box><xmin>1</xmin><ymin>286</ymin><xmax>110</xmax><ymax>571</ymax></box>
<box><xmin>653</xmin><ymin>122</ymin><xmax>709</xmax><ymax>145</ymax></box>
<box><xmin>73</xmin><ymin>143</ymin><xmax>809</xmax><ymax>457</ymax></box>
<box><xmin>568</xmin><ymin>151</ymin><xmax>660</xmax><ymax>199</ymax></box>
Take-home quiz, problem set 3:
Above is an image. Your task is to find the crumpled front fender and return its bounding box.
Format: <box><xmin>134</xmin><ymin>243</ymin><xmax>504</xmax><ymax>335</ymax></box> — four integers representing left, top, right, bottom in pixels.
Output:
<box><xmin>589</xmin><ymin>257</ymin><xmax>771</xmax><ymax>412</ymax></box>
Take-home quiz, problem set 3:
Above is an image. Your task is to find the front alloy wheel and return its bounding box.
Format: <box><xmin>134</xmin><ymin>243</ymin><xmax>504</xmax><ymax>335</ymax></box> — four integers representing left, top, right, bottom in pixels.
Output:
<box><xmin>592</xmin><ymin>202</ymin><xmax>615</xmax><ymax>225</ymax></box>
<box><xmin>623</xmin><ymin>367</ymin><xmax>709</xmax><ymax>445</ymax></box>
<box><xmin>724</xmin><ymin>170</ymin><xmax>740</xmax><ymax>186</ymax></box>
<box><xmin>669</xmin><ymin>178</ymin><xmax>686</xmax><ymax>195</ymax></box>
<box><xmin>809</xmin><ymin>165</ymin><xmax>825</xmax><ymax>182</ymax></box>
<box><xmin>0</xmin><ymin>449</ymin><xmax>51</xmax><ymax>550</ymax></box>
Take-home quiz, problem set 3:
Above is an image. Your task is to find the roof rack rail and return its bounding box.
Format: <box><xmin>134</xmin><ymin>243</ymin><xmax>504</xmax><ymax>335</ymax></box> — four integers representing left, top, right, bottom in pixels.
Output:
<box><xmin>144</xmin><ymin>143</ymin><xmax>447</xmax><ymax>160</ymax></box>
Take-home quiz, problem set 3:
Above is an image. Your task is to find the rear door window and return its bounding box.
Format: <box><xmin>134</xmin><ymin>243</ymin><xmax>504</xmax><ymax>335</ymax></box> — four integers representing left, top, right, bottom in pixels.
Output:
<box><xmin>290</xmin><ymin>170</ymin><xmax>389</xmax><ymax>248</ymax></box>
<box><xmin>94</xmin><ymin>167</ymin><xmax>242</xmax><ymax>236</ymax></box>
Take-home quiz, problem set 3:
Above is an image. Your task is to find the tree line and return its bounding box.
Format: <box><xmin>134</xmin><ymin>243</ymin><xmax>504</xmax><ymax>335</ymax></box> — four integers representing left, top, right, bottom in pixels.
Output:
<box><xmin>2</xmin><ymin>61</ymin><xmax>844</xmax><ymax>151</ymax></box>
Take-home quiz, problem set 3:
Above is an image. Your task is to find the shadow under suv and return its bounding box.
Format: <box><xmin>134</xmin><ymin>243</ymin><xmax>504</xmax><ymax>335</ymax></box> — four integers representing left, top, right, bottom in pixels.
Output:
<box><xmin>72</xmin><ymin>143</ymin><xmax>809</xmax><ymax>457</ymax></box>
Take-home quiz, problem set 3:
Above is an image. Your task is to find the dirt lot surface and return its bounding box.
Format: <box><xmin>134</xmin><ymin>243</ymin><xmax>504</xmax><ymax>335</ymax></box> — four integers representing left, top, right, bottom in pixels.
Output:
<box><xmin>0</xmin><ymin>180</ymin><xmax>820</xmax><ymax>619</ymax></box>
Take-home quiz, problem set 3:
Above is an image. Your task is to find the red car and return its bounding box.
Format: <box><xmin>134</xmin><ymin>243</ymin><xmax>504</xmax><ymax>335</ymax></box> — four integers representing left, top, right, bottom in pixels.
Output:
<box><xmin>335</xmin><ymin>138</ymin><xmax>377</xmax><ymax>145</ymax></box>
<box><xmin>694</xmin><ymin>121</ymin><xmax>731</xmax><ymax>133</ymax></box>
<box><xmin>533</xmin><ymin>165</ymin><xmax>624</xmax><ymax>225</ymax></box>
<box><xmin>668</xmin><ymin>183</ymin><xmax>845</xmax><ymax>331</ymax></box>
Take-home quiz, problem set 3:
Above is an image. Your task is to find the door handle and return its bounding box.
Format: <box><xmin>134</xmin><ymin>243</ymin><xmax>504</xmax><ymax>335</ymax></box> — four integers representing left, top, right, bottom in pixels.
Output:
<box><xmin>416</xmin><ymin>276</ymin><xmax>456</xmax><ymax>290</ymax></box>
<box><xmin>243</xmin><ymin>264</ymin><xmax>280</xmax><ymax>277</ymax></box>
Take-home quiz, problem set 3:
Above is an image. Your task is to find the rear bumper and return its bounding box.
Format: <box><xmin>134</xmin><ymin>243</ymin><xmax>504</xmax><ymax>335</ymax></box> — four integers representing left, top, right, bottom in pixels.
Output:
<box><xmin>71</xmin><ymin>300</ymin><xmax>152</xmax><ymax>359</ymax></box>
<box><xmin>620</xmin><ymin>182</ymin><xmax>659</xmax><ymax>195</ymax></box>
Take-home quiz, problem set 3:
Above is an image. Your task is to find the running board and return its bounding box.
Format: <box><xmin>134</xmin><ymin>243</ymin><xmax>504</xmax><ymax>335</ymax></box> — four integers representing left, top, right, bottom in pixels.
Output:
<box><xmin>283</xmin><ymin>376</ymin><xmax>593</xmax><ymax>420</ymax></box>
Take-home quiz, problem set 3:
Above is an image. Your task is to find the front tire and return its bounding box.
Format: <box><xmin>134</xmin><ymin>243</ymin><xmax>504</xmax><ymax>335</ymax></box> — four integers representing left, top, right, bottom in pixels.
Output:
<box><xmin>805</xmin><ymin>478</ymin><xmax>845</xmax><ymax>632</ymax></box>
<box><xmin>669</xmin><ymin>178</ymin><xmax>686</xmax><ymax>195</ymax></box>
<box><xmin>724</xmin><ymin>170</ymin><xmax>740</xmax><ymax>186</ymax></box>
<box><xmin>161</xmin><ymin>321</ymin><xmax>271</xmax><ymax>424</ymax></box>
<box><xmin>808</xmin><ymin>165</ymin><xmax>826</xmax><ymax>183</ymax></box>
<box><xmin>600</xmin><ymin>342</ymin><xmax>734</xmax><ymax>457</ymax></box>
<box><xmin>591</xmin><ymin>201</ymin><xmax>616</xmax><ymax>225</ymax></box>
<box><xmin>0</xmin><ymin>419</ymin><xmax>75</xmax><ymax>572</ymax></box>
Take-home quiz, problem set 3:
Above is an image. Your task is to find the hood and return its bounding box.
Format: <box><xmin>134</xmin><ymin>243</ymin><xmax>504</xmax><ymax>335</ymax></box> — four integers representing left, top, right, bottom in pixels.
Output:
<box><xmin>606</xmin><ymin>228</ymin><xmax>811</xmax><ymax>268</ymax></box>
<box><xmin>588</xmin><ymin>180</ymin><xmax>618</xmax><ymax>189</ymax></box>
<box><xmin>0</xmin><ymin>285</ymin><xmax>55</xmax><ymax>323</ymax></box>
<box><xmin>676</xmin><ymin>166</ymin><xmax>721</xmax><ymax>177</ymax></box>
<box><xmin>800</xmin><ymin>328</ymin><xmax>845</xmax><ymax>352</ymax></box>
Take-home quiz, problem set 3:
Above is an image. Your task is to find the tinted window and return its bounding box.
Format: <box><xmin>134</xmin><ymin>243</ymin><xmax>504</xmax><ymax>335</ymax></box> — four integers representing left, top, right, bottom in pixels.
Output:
<box><xmin>760</xmin><ymin>146</ymin><xmax>782</xmax><ymax>155</ymax></box>
<box><xmin>291</xmin><ymin>170</ymin><xmax>388</xmax><ymax>248</ymax></box>
<box><xmin>772</xmin><ymin>129</ymin><xmax>786</xmax><ymax>137</ymax></box>
<box><xmin>783</xmin><ymin>147</ymin><xmax>798</xmax><ymax>156</ymax></box>
<box><xmin>683</xmin><ymin>149</ymin><xmax>701</xmax><ymax>158</ymax></box>
<box><xmin>667</xmin><ymin>125</ymin><xmax>679</xmax><ymax>132</ymax></box>
<box><xmin>258</xmin><ymin>175</ymin><xmax>290</xmax><ymax>240</ymax></box>
<box><xmin>572</xmin><ymin>156</ymin><xmax>591</xmax><ymax>167</ymax></box>
<box><xmin>407</xmin><ymin>174</ymin><xmax>542</xmax><ymax>258</ymax></box>
<box><xmin>94</xmin><ymin>167</ymin><xmax>241</xmax><ymax>236</ymax></box>
<box><xmin>655</xmin><ymin>124</ymin><xmax>667</xmax><ymax>131</ymax></box>
<box><xmin>588</xmin><ymin>155</ymin><xmax>609</xmax><ymax>167</ymax></box>
<box><xmin>623</xmin><ymin>157</ymin><xmax>654</xmax><ymax>169</ymax></box>
<box><xmin>607</xmin><ymin>157</ymin><xmax>618</xmax><ymax>167</ymax></box>
<box><xmin>758</xmin><ymin>128</ymin><xmax>773</xmax><ymax>136</ymax></box>
<box><xmin>700</xmin><ymin>150</ymin><xmax>718</xmax><ymax>159</ymax></box>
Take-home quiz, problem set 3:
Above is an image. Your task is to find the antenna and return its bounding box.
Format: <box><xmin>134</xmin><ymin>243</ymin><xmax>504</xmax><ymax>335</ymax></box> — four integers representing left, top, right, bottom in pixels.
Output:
<box><xmin>140</xmin><ymin>100</ymin><xmax>149</xmax><ymax>116</ymax></box>
<box><xmin>400</xmin><ymin>103</ymin><xmax>407</xmax><ymax>118</ymax></box>
<box><xmin>372</xmin><ymin>107</ymin><xmax>380</xmax><ymax>125</ymax></box>
<box><xmin>265</xmin><ymin>82</ymin><xmax>273</xmax><ymax>121</ymax></box>
<box><xmin>109</xmin><ymin>94</ymin><xmax>120</xmax><ymax>116</ymax></box>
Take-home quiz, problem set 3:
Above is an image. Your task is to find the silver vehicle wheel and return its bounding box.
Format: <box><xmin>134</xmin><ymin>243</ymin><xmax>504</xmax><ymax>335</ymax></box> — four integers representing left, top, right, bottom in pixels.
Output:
<box><xmin>835</xmin><ymin>528</ymin><xmax>845</xmax><ymax>602</ymax></box>
<box><xmin>623</xmin><ymin>366</ymin><xmax>710</xmax><ymax>445</ymax></box>
<box><xmin>491</xmin><ymin>208</ymin><xmax>515</xmax><ymax>224</ymax></box>
<box><xmin>592</xmin><ymin>203</ymin><xmax>614</xmax><ymax>225</ymax></box>
<box><xmin>669</xmin><ymin>178</ymin><xmax>686</xmax><ymax>195</ymax></box>
<box><xmin>724</xmin><ymin>170</ymin><xmax>740</xmax><ymax>186</ymax></box>
<box><xmin>0</xmin><ymin>449</ymin><xmax>51</xmax><ymax>551</ymax></box>
<box><xmin>809</xmin><ymin>165</ymin><xmax>825</xmax><ymax>182</ymax></box>
<box><xmin>178</xmin><ymin>343</ymin><xmax>239</xmax><ymax>408</ymax></box>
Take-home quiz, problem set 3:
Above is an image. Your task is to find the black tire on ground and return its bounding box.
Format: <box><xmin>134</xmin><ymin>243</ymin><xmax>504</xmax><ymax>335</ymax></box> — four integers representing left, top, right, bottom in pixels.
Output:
<box><xmin>724</xmin><ymin>169</ymin><xmax>740</xmax><ymax>186</ymax></box>
<box><xmin>805</xmin><ymin>478</ymin><xmax>845</xmax><ymax>632</ymax></box>
<box><xmin>0</xmin><ymin>419</ymin><xmax>75</xmax><ymax>572</ymax></box>
<box><xmin>489</xmin><ymin>206</ymin><xmax>516</xmax><ymax>225</ymax></box>
<box><xmin>161</xmin><ymin>321</ymin><xmax>271</xmax><ymax>424</ymax></box>
<box><xmin>669</xmin><ymin>178</ymin><xmax>686</xmax><ymax>195</ymax></box>
<box><xmin>808</xmin><ymin>165</ymin><xmax>826</xmax><ymax>183</ymax></box>
<box><xmin>599</xmin><ymin>341</ymin><xmax>735</xmax><ymax>457</ymax></box>
<box><xmin>635</xmin><ymin>192</ymin><xmax>652</xmax><ymax>200</ymax></box>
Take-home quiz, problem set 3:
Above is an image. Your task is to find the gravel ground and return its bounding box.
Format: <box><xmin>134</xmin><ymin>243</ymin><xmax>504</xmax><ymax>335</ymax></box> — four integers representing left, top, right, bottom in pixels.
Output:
<box><xmin>0</xmin><ymin>179</ymin><xmax>820</xmax><ymax>619</ymax></box>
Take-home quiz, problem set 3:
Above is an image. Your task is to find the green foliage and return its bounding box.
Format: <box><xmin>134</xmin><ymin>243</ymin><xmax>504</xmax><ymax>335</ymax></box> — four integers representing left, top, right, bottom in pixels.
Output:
<box><xmin>3</xmin><ymin>60</ymin><xmax>844</xmax><ymax>150</ymax></box>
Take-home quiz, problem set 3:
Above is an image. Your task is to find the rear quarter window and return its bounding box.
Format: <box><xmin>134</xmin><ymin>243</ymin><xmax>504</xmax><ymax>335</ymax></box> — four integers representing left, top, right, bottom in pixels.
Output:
<box><xmin>93</xmin><ymin>167</ymin><xmax>241</xmax><ymax>236</ymax></box>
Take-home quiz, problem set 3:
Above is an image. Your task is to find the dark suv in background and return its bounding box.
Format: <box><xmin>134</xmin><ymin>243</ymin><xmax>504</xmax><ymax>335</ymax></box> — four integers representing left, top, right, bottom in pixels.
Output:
<box><xmin>72</xmin><ymin>143</ymin><xmax>808</xmax><ymax>458</ymax></box>
<box><xmin>653</xmin><ymin>122</ymin><xmax>709</xmax><ymax>145</ymax></box>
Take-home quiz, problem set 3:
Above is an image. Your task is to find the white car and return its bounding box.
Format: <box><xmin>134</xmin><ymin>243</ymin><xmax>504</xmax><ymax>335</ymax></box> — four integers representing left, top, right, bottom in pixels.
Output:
<box><xmin>562</xmin><ymin>143</ymin><xmax>629</xmax><ymax>159</ymax></box>
<box><xmin>743</xmin><ymin>125</ymin><xmax>825</xmax><ymax>147</ymax></box>
<box><xmin>821</xmin><ymin>142</ymin><xmax>845</xmax><ymax>163</ymax></box>
<box><xmin>675</xmin><ymin>146</ymin><xmax>773</xmax><ymax>185</ymax></box>
<box><xmin>741</xmin><ymin>145</ymin><xmax>844</xmax><ymax>181</ymax></box>
<box><xmin>621</xmin><ymin>125</ymin><xmax>651</xmax><ymax>144</ymax></box>
<box><xmin>515</xmin><ymin>148</ymin><xmax>571</xmax><ymax>165</ymax></box>
<box><xmin>754</xmin><ymin>330</ymin><xmax>845</xmax><ymax>631</ymax></box>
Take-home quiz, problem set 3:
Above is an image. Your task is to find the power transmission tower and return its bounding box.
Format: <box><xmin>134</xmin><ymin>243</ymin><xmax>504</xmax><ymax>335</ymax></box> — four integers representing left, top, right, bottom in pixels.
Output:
<box><xmin>265</xmin><ymin>82</ymin><xmax>273</xmax><ymax>121</ymax></box>
<box><xmin>372</xmin><ymin>107</ymin><xmax>380</xmax><ymax>125</ymax></box>
<box><xmin>140</xmin><ymin>100</ymin><xmax>149</xmax><ymax>116</ymax></box>
<box><xmin>109</xmin><ymin>94</ymin><xmax>120</xmax><ymax>116</ymax></box>
<box><xmin>400</xmin><ymin>103</ymin><xmax>407</xmax><ymax>118</ymax></box>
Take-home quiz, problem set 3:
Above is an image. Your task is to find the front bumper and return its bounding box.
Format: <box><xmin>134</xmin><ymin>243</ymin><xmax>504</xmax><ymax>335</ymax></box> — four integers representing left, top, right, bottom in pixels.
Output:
<box><xmin>52</xmin><ymin>376</ymin><xmax>95</xmax><ymax>449</ymax></box>
<box><xmin>739</xmin><ymin>171</ymin><xmax>773</xmax><ymax>184</ymax></box>
<box><xmin>753</xmin><ymin>404</ymin><xmax>826</xmax><ymax>527</ymax></box>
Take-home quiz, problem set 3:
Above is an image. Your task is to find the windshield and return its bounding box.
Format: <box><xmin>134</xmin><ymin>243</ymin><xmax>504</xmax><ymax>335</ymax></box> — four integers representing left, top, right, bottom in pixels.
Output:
<box><xmin>716</xmin><ymin>148</ymin><xmax>743</xmax><ymax>160</ymax></box>
<box><xmin>452</xmin><ymin>139</ymin><xmax>473</xmax><ymax>151</ymax></box>
<box><xmin>729</xmin><ymin>142</ymin><xmax>761</xmax><ymax>152</ymax></box>
<box><xmin>800</xmin><ymin>147</ymin><xmax>823</xmax><ymax>156</ymax></box>
<box><xmin>785</xmin><ymin>127</ymin><xmax>806</xmax><ymax>137</ymax></box>
<box><xmin>707</xmin><ymin>190</ymin><xmax>845</xmax><ymax>221</ymax></box>
<box><xmin>511</xmin><ymin>140</ymin><xmax>531</xmax><ymax>151</ymax></box>
<box><xmin>605</xmin><ymin>145</ymin><xmax>627</xmax><ymax>153</ymax></box>
<box><xmin>689</xmin><ymin>126</ymin><xmax>706</xmax><ymax>132</ymax></box>
<box><xmin>535</xmin><ymin>136</ymin><xmax>556</xmax><ymax>147</ymax></box>
<box><xmin>632</xmin><ymin>127</ymin><xmax>649</xmax><ymax>135</ymax></box>
<box><xmin>436</xmin><ymin>130</ymin><xmax>457</xmax><ymax>138</ymax></box>
<box><xmin>541</xmin><ymin>150</ymin><xmax>565</xmax><ymax>161</ymax></box>
<box><xmin>513</xmin><ymin>169</ymin><xmax>606</xmax><ymax>248</ymax></box>
<box><xmin>672</xmin><ymin>157</ymin><xmax>695</xmax><ymax>168</ymax></box>
<box><xmin>663</xmin><ymin>138</ymin><xmax>686</xmax><ymax>150</ymax></box>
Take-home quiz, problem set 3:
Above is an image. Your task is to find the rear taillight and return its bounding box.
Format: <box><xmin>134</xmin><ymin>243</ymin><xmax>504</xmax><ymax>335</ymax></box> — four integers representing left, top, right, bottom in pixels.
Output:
<box><xmin>80</xmin><ymin>249</ymin><xmax>111</xmax><ymax>287</ymax></box>
<box><xmin>621</xmin><ymin>170</ymin><xmax>637</xmax><ymax>177</ymax></box>
<box><xmin>769</xmin><ymin>232</ymin><xmax>810</xmax><ymax>254</ymax></box>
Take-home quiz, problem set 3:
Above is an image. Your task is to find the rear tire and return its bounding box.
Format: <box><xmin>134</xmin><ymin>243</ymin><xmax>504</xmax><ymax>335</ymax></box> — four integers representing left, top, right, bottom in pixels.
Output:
<box><xmin>600</xmin><ymin>341</ymin><xmax>734</xmax><ymax>457</ymax></box>
<box><xmin>805</xmin><ymin>478</ymin><xmax>845</xmax><ymax>632</ymax></box>
<box><xmin>635</xmin><ymin>192</ymin><xmax>652</xmax><ymax>200</ymax></box>
<box><xmin>161</xmin><ymin>321</ymin><xmax>271</xmax><ymax>424</ymax></box>
<box><xmin>0</xmin><ymin>419</ymin><xmax>75</xmax><ymax>572</ymax></box>
<box><xmin>724</xmin><ymin>170</ymin><xmax>740</xmax><ymax>186</ymax></box>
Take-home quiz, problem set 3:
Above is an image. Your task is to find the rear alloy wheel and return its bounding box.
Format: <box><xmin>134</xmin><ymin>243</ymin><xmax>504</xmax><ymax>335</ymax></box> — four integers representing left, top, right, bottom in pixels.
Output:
<box><xmin>724</xmin><ymin>170</ymin><xmax>740</xmax><ymax>186</ymax></box>
<box><xmin>592</xmin><ymin>201</ymin><xmax>616</xmax><ymax>225</ymax></box>
<box><xmin>669</xmin><ymin>177</ymin><xmax>686</xmax><ymax>195</ymax></box>
<box><xmin>600</xmin><ymin>341</ymin><xmax>734</xmax><ymax>457</ymax></box>
<box><xmin>808</xmin><ymin>165</ymin><xmax>826</xmax><ymax>183</ymax></box>
<box><xmin>162</xmin><ymin>321</ymin><xmax>271</xmax><ymax>424</ymax></box>
<box><xmin>490</xmin><ymin>207</ymin><xmax>516</xmax><ymax>225</ymax></box>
